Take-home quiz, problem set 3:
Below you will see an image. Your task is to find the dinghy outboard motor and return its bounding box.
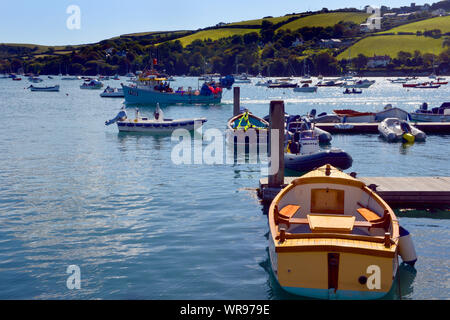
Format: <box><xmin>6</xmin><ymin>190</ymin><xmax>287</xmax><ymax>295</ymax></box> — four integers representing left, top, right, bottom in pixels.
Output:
<box><xmin>398</xmin><ymin>226</ymin><xmax>417</xmax><ymax>267</ymax></box>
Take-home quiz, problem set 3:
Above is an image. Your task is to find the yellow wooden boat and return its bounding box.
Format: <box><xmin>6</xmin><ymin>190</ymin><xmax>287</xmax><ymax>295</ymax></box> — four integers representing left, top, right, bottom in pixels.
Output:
<box><xmin>268</xmin><ymin>164</ymin><xmax>404</xmax><ymax>299</ymax></box>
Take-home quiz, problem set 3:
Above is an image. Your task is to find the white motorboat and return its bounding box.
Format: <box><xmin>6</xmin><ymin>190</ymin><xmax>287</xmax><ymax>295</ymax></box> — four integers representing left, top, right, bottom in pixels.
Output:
<box><xmin>105</xmin><ymin>104</ymin><xmax>207</xmax><ymax>133</ymax></box>
<box><xmin>344</xmin><ymin>79</ymin><xmax>375</xmax><ymax>88</ymax></box>
<box><xmin>293</xmin><ymin>83</ymin><xmax>317</xmax><ymax>92</ymax></box>
<box><xmin>378</xmin><ymin>118</ymin><xmax>426</xmax><ymax>142</ymax></box>
<box><xmin>28</xmin><ymin>85</ymin><xmax>60</xmax><ymax>92</ymax></box>
<box><xmin>100</xmin><ymin>86</ymin><xmax>124</xmax><ymax>97</ymax></box>
<box><xmin>409</xmin><ymin>102</ymin><xmax>450</xmax><ymax>122</ymax></box>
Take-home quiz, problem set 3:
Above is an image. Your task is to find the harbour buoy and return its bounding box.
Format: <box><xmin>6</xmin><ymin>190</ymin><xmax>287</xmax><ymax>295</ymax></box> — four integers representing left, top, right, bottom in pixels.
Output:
<box><xmin>402</xmin><ymin>133</ymin><xmax>415</xmax><ymax>143</ymax></box>
<box><xmin>398</xmin><ymin>226</ymin><xmax>417</xmax><ymax>267</ymax></box>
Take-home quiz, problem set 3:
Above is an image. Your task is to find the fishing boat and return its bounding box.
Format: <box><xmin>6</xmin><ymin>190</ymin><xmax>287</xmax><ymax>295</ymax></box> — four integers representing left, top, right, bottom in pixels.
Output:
<box><xmin>122</xmin><ymin>74</ymin><xmax>222</xmax><ymax>105</ymax></box>
<box><xmin>409</xmin><ymin>102</ymin><xmax>450</xmax><ymax>122</ymax></box>
<box><xmin>343</xmin><ymin>79</ymin><xmax>375</xmax><ymax>88</ymax></box>
<box><xmin>284</xmin><ymin>129</ymin><xmax>352</xmax><ymax>173</ymax></box>
<box><xmin>225</xmin><ymin>110</ymin><xmax>269</xmax><ymax>145</ymax></box>
<box><xmin>374</xmin><ymin>105</ymin><xmax>409</xmax><ymax>122</ymax></box>
<box><xmin>378</xmin><ymin>118</ymin><xmax>426</xmax><ymax>143</ymax></box>
<box><xmin>28</xmin><ymin>85</ymin><xmax>60</xmax><ymax>92</ymax></box>
<box><xmin>80</xmin><ymin>79</ymin><xmax>104</xmax><ymax>89</ymax></box>
<box><xmin>333</xmin><ymin>110</ymin><xmax>376</xmax><ymax>123</ymax></box>
<box><xmin>268</xmin><ymin>164</ymin><xmax>417</xmax><ymax>299</ymax></box>
<box><xmin>343</xmin><ymin>88</ymin><xmax>362</xmax><ymax>94</ymax></box>
<box><xmin>100</xmin><ymin>86</ymin><xmax>124</xmax><ymax>97</ymax></box>
<box><xmin>105</xmin><ymin>104</ymin><xmax>207</xmax><ymax>133</ymax></box>
<box><xmin>293</xmin><ymin>83</ymin><xmax>317</xmax><ymax>92</ymax></box>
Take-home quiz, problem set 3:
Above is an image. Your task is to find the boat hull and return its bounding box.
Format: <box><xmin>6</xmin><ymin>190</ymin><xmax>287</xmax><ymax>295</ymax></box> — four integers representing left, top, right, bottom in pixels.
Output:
<box><xmin>122</xmin><ymin>85</ymin><xmax>222</xmax><ymax>105</ymax></box>
<box><xmin>284</xmin><ymin>149</ymin><xmax>352</xmax><ymax>172</ymax></box>
<box><xmin>117</xmin><ymin>118</ymin><xmax>206</xmax><ymax>133</ymax></box>
<box><xmin>409</xmin><ymin>113</ymin><xmax>450</xmax><ymax>122</ymax></box>
<box><xmin>269</xmin><ymin>236</ymin><xmax>397</xmax><ymax>300</ymax></box>
<box><xmin>293</xmin><ymin>86</ymin><xmax>317</xmax><ymax>92</ymax></box>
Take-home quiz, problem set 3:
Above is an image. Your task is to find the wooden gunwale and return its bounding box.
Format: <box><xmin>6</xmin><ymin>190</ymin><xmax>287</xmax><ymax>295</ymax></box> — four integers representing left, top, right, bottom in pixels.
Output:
<box><xmin>268</xmin><ymin>168</ymin><xmax>400</xmax><ymax>254</ymax></box>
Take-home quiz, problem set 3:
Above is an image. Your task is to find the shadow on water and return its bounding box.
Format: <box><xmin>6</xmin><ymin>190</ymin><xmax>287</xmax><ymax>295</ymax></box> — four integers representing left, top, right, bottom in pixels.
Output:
<box><xmin>395</xmin><ymin>208</ymin><xmax>450</xmax><ymax>219</ymax></box>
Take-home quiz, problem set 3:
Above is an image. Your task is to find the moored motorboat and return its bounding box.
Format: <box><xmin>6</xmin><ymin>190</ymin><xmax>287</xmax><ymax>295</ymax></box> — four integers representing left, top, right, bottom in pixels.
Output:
<box><xmin>28</xmin><ymin>76</ymin><xmax>43</xmax><ymax>83</ymax></box>
<box><xmin>100</xmin><ymin>86</ymin><xmax>124</xmax><ymax>97</ymax></box>
<box><xmin>28</xmin><ymin>84</ymin><xmax>60</xmax><ymax>92</ymax></box>
<box><xmin>293</xmin><ymin>83</ymin><xmax>317</xmax><ymax>92</ymax></box>
<box><xmin>378</xmin><ymin>118</ymin><xmax>426</xmax><ymax>142</ymax></box>
<box><xmin>409</xmin><ymin>102</ymin><xmax>450</xmax><ymax>122</ymax></box>
<box><xmin>343</xmin><ymin>88</ymin><xmax>362</xmax><ymax>94</ymax></box>
<box><xmin>268</xmin><ymin>164</ymin><xmax>417</xmax><ymax>299</ymax></box>
<box><xmin>225</xmin><ymin>110</ymin><xmax>269</xmax><ymax>145</ymax></box>
<box><xmin>344</xmin><ymin>79</ymin><xmax>375</xmax><ymax>88</ymax></box>
<box><xmin>105</xmin><ymin>104</ymin><xmax>207</xmax><ymax>133</ymax></box>
<box><xmin>333</xmin><ymin>109</ymin><xmax>376</xmax><ymax>123</ymax></box>
<box><xmin>122</xmin><ymin>72</ymin><xmax>223</xmax><ymax>105</ymax></box>
<box><xmin>268</xmin><ymin>81</ymin><xmax>298</xmax><ymax>88</ymax></box>
<box><xmin>317</xmin><ymin>80</ymin><xmax>344</xmax><ymax>87</ymax></box>
<box><xmin>80</xmin><ymin>79</ymin><xmax>103</xmax><ymax>89</ymax></box>
<box><xmin>413</xmin><ymin>83</ymin><xmax>440</xmax><ymax>89</ymax></box>
<box><xmin>286</xmin><ymin>116</ymin><xmax>332</xmax><ymax>144</ymax></box>
<box><xmin>284</xmin><ymin>129</ymin><xmax>352</xmax><ymax>173</ymax></box>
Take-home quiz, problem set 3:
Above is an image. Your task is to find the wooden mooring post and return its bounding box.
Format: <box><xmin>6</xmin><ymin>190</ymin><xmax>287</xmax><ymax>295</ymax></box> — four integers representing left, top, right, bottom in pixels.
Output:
<box><xmin>233</xmin><ymin>87</ymin><xmax>240</xmax><ymax>116</ymax></box>
<box><xmin>268</xmin><ymin>100</ymin><xmax>285</xmax><ymax>189</ymax></box>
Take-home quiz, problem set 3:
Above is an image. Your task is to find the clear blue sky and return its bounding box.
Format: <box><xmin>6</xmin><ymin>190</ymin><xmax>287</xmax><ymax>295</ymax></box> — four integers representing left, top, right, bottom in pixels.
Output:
<box><xmin>1</xmin><ymin>0</ymin><xmax>428</xmax><ymax>46</ymax></box>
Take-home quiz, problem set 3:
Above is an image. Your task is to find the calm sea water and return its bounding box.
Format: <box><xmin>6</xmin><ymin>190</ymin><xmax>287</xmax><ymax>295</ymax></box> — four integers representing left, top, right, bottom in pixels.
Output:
<box><xmin>0</xmin><ymin>77</ymin><xmax>448</xmax><ymax>300</ymax></box>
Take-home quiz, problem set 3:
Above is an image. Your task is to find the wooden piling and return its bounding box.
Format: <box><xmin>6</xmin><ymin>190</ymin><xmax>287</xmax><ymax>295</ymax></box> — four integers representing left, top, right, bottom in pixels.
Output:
<box><xmin>268</xmin><ymin>100</ymin><xmax>285</xmax><ymax>188</ymax></box>
<box><xmin>233</xmin><ymin>87</ymin><xmax>240</xmax><ymax>116</ymax></box>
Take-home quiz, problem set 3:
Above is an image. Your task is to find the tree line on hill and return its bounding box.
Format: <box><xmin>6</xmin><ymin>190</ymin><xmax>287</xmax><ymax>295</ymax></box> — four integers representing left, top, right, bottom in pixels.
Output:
<box><xmin>1</xmin><ymin>16</ymin><xmax>449</xmax><ymax>76</ymax></box>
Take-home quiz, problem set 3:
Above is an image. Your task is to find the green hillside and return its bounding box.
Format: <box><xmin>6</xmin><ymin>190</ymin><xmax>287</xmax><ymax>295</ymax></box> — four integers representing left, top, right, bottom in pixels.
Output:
<box><xmin>337</xmin><ymin>35</ymin><xmax>445</xmax><ymax>59</ymax></box>
<box><xmin>278</xmin><ymin>12</ymin><xmax>370</xmax><ymax>31</ymax></box>
<box><xmin>378</xmin><ymin>15</ymin><xmax>450</xmax><ymax>34</ymax></box>
<box><xmin>175</xmin><ymin>28</ymin><xmax>258</xmax><ymax>47</ymax></box>
<box><xmin>228</xmin><ymin>14</ymin><xmax>300</xmax><ymax>26</ymax></box>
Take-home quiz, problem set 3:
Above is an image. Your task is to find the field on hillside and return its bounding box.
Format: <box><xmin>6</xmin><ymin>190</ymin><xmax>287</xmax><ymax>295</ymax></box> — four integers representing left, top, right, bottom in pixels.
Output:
<box><xmin>379</xmin><ymin>16</ymin><xmax>450</xmax><ymax>34</ymax></box>
<box><xmin>175</xmin><ymin>28</ymin><xmax>258</xmax><ymax>47</ymax></box>
<box><xmin>337</xmin><ymin>35</ymin><xmax>445</xmax><ymax>59</ymax></box>
<box><xmin>278</xmin><ymin>12</ymin><xmax>370</xmax><ymax>31</ymax></box>
<box><xmin>228</xmin><ymin>14</ymin><xmax>300</xmax><ymax>26</ymax></box>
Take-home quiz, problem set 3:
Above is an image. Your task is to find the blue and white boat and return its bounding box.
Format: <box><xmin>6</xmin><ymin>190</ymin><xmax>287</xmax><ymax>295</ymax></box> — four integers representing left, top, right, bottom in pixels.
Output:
<box><xmin>105</xmin><ymin>104</ymin><xmax>207</xmax><ymax>133</ymax></box>
<box><xmin>100</xmin><ymin>86</ymin><xmax>124</xmax><ymax>98</ymax></box>
<box><xmin>122</xmin><ymin>74</ymin><xmax>222</xmax><ymax>105</ymax></box>
<box><xmin>80</xmin><ymin>79</ymin><xmax>103</xmax><ymax>89</ymax></box>
<box><xmin>28</xmin><ymin>84</ymin><xmax>60</xmax><ymax>92</ymax></box>
<box><xmin>409</xmin><ymin>102</ymin><xmax>450</xmax><ymax>122</ymax></box>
